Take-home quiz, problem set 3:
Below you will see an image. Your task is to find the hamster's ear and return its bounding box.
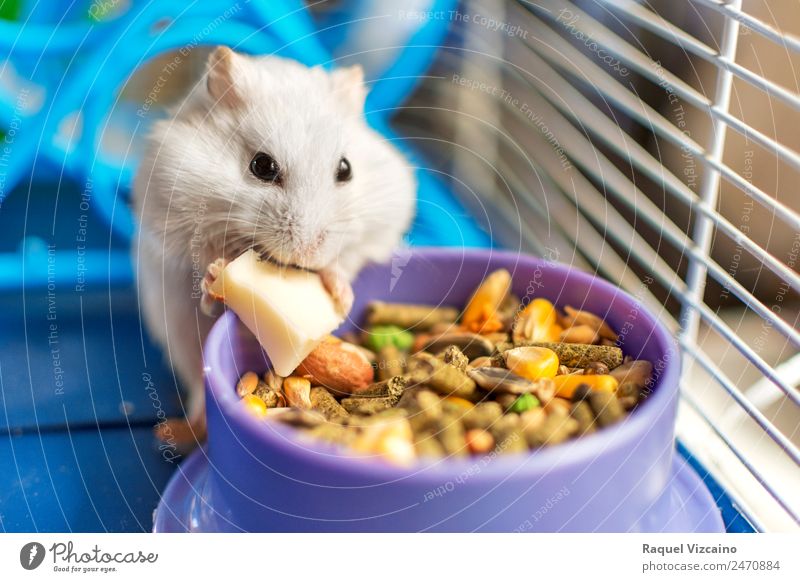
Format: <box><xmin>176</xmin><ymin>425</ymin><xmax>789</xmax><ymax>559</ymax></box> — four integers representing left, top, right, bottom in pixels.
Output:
<box><xmin>206</xmin><ymin>46</ymin><xmax>244</xmax><ymax>108</ymax></box>
<box><xmin>331</xmin><ymin>65</ymin><xmax>367</xmax><ymax>114</ymax></box>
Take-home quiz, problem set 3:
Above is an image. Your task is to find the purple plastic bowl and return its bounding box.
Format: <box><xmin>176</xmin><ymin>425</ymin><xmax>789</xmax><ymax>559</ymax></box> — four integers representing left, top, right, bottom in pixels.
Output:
<box><xmin>195</xmin><ymin>248</ymin><xmax>687</xmax><ymax>532</ymax></box>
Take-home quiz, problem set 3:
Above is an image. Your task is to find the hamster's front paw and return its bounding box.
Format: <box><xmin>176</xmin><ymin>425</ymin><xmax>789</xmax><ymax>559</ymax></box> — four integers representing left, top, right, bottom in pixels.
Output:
<box><xmin>200</xmin><ymin>258</ymin><xmax>228</xmax><ymax>317</ymax></box>
<box><xmin>319</xmin><ymin>266</ymin><xmax>354</xmax><ymax>317</ymax></box>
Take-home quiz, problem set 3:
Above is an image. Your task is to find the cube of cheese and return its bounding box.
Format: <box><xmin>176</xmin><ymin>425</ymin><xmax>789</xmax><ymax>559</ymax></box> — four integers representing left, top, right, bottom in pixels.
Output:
<box><xmin>209</xmin><ymin>250</ymin><xmax>344</xmax><ymax>376</ymax></box>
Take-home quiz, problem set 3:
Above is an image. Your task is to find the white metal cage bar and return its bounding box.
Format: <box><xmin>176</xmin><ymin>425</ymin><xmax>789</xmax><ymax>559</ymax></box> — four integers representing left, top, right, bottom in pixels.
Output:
<box><xmin>410</xmin><ymin>0</ymin><xmax>800</xmax><ymax>530</ymax></box>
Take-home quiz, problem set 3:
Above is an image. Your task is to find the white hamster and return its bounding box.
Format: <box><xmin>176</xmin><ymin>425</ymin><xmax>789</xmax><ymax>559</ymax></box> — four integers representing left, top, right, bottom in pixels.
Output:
<box><xmin>132</xmin><ymin>47</ymin><xmax>416</xmax><ymax>441</ymax></box>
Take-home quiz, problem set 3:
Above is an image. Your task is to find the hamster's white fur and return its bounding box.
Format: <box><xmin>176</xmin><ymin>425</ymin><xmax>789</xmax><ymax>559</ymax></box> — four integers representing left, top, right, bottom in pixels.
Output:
<box><xmin>132</xmin><ymin>47</ymin><xmax>416</xmax><ymax>432</ymax></box>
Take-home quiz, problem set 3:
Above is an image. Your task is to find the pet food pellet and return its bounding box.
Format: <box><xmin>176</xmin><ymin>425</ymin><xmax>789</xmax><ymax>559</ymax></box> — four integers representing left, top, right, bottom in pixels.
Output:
<box><xmin>490</xmin><ymin>415</ymin><xmax>527</xmax><ymax>454</ymax></box>
<box><xmin>441</xmin><ymin>345</ymin><xmax>469</xmax><ymax>372</ymax></box>
<box><xmin>310</xmin><ymin>387</ymin><xmax>349</xmax><ymax>420</ymax></box>
<box><xmin>587</xmin><ymin>389</ymin><xmax>625</xmax><ymax>427</ymax></box>
<box><xmin>442</xmin><ymin>395</ymin><xmax>474</xmax><ymax>411</ymax></box>
<box><xmin>519</xmin><ymin>408</ymin><xmax>546</xmax><ymax>432</ymax></box>
<box><xmin>376</xmin><ymin>344</ymin><xmax>404</xmax><ymax>381</ymax></box>
<box><xmin>340</xmin><ymin>395</ymin><xmax>396</xmax><ymax>415</ymax></box>
<box><xmin>426</xmin><ymin>361</ymin><xmax>477</xmax><ymax>398</ymax></box>
<box><xmin>570</xmin><ymin>401</ymin><xmax>596</xmax><ymax>435</ymax></box>
<box><xmin>495</xmin><ymin>393</ymin><xmax>518</xmax><ymax>410</ymax></box>
<box><xmin>544</xmin><ymin>397</ymin><xmax>572</xmax><ymax>416</ymax></box>
<box><xmin>616</xmin><ymin>381</ymin><xmax>641</xmax><ymax>409</ymax></box>
<box><xmin>524</xmin><ymin>411</ymin><xmax>578</xmax><ymax>448</ymax></box>
<box><xmin>462</xmin><ymin>401</ymin><xmax>503</xmax><ymax>431</ymax></box>
<box><xmin>352</xmin><ymin>417</ymin><xmax>416</xmax><ymax>465</ymax></box>
<box><xmin>414</xmin><ymin>430</ymin><xmax>446</xmax><ymax>457</ymax></box>
<box><xmin>571</xmin><ymin>383</ymin><xmax>593</xmax><ymax>402</ymax></box>
<box><xmin>304</xmin><ymin>423</ymin><xmax>349</xmax><ymax>444</ymax></box>
<box><xmin>366</xmin><ymin>301</ymin><xmax>459</xmax><ymax>331</ymax></box>
<box><xmin>435</xmin><ymin>417</ymin><xmax>468</xmax><ymax>457</ymax></box>
<box><xmin>508</xmin><ymin>392</ymin><xmax>540</xmax><ymax>413</ymax></box>
<box><xmin>364</xmin><ymin>324</ymin><xmax>415</xmax><ymax>352</ymax></box>
<box><xmin>356</xmin><ymin>375</ymin><xmax>408</xmax><ymax>401</ymax></box>
<box><xmin>394</xmin><ymin>385</ymin><xmax>426</xmax><ymax>411</ymax></box>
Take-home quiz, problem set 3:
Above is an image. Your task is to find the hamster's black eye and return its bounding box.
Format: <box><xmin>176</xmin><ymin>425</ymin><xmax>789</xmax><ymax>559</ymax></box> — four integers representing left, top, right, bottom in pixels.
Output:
<box><xmin>250</xmin><ymin>152</ymin><xmax>281</xmax><ymax>184</ymax></box>
<box><xmin>336</xmin><ymin>157</ymin><xmax>352</xmax><ymax>183</ymax></box>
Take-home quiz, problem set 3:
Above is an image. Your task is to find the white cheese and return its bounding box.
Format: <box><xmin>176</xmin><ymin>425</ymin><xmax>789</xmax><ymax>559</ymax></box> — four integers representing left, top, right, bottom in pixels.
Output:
<box><xmin>209</xmin><ymin>250</ymin><xmax>344</xmax><ymax>376</ymax></box>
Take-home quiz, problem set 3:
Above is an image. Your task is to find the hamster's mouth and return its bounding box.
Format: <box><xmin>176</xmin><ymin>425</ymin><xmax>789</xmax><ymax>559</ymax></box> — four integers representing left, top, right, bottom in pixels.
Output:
<box><xmin>252</xmin><ymin>247</ymin><xmax>316</xmax><ymax>274</ymax></box>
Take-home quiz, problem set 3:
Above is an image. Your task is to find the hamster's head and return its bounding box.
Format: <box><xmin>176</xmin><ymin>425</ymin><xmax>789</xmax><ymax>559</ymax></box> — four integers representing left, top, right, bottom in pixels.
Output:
<box><xmin>153</xmin><ymin>46</ymin><xmax>407</xmax><ymax>273</ymax></box>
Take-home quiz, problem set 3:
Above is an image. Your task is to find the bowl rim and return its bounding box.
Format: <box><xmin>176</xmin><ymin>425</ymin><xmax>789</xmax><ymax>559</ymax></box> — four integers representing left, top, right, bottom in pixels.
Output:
<box><xmin>204</xmin><ymin>247</ymin><xmax>681</xmax><ymax>484</ymax></box>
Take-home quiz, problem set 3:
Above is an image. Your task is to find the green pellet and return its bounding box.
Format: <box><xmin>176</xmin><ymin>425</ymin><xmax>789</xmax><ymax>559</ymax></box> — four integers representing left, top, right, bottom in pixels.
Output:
<box><xmin>508</xmin><ymin>392</ymin><xmax>540</xmax><ymax>413</ymax></box>
<box><xmin>364</xmin><ymin>324</ymin><xmax>415</xmax><ymax>352</ymax></box>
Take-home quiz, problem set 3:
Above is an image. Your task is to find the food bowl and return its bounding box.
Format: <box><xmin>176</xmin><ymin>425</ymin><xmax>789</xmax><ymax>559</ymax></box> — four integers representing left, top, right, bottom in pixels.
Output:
<box><xmin>154</xmin><ymin>248</ymin><xmax>723</xmax><ymax>532</ymax></box>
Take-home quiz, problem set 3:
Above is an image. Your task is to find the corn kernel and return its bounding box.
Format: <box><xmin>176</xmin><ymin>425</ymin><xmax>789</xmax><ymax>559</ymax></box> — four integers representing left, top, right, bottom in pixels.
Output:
<box><xmin>504</xmin><ymin>346</ymin><xmax>560</xmax><ymax>380</ymax></box>
<box><xmin>242</xmin><ymin>394</ymin><xmax>268</xmax><ymax>418</ymax></box>
<box><xmin>552</xmin><ymin>374</ymin><xmax>619</xmax><ymax>399</ymax></box>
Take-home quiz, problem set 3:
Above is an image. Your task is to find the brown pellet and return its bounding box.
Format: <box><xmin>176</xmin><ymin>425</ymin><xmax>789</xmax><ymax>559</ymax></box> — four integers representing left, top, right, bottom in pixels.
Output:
<box><xmin>414</xmin><ymin>430</ymin><xmax>446</xmax><ymax>457</ymax></box>
<box><xmin>376</xmin><ymin>344</ymin><xmax>404</xmax><ymax>381</ymax></box>
<box><xmin>524</xmin><ymin>411</ymin><xmax>578</xmax><ymax>448</ymax></box>
<box><xmin>490</xmin><ymin>415</ymin><xmax>527</xmax><ymax>454</ymax></box>
<box><xmin>340</xmin><ymin>396</ymin><xmax>396</xmax><ymax>415</ymax></box>
<box><xmin>356</xmin><ymin>375</ymin><xmax>408</xmax><ymax>401</ymax></box>
<box><xmin>616</xmin><ymin>381</ymin><xmax>641</xmax><ymax>410</ymax></box>
<box><xmin>435</xmin><ymin>416</ymin><xmax>467</xmax><ymax>457</ymax></box>
<box><xmin>441</xmin><ymin>345</ymin><xmax>469</xmax><ymax>372</ymax></box>
<box><xmin>310</xmin><ymin>387</ymin><xmax>349</xmax><ymax>420</ymax></box>
<box><xmin>426</xmin><ymin>362</ymin><xmax>477</xmax><ymax>398</ymax></box>
<box><xmin>462</xmin><ymin>401</ymin><xmax>503</xmax><ymax>431</ymax></box>
<box><xmin>366</xmin><ymin>301</ymin><xmax>459</xmax><ymax>331</ymax></box>
<box><xmin>587</xmin><ymin>390</ymin><xmax>625</xmax><ymax>427</ymax></box>
<box><xmin>570</xmin><ymin>401</ymin><xmax>596</xmax><ymax>435</ymax></box>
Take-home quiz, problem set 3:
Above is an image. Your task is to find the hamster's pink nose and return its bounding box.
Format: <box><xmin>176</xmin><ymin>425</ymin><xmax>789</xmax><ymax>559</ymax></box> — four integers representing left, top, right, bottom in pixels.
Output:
<box><xmin>295</xmin><ymin>232</ymin><xmax>327</xmax><ymax>261</ymax></box>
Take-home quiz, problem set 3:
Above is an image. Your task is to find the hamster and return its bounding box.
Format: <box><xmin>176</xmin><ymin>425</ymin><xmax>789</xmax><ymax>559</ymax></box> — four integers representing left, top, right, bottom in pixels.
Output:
<box><xmin>132</xmin><ymin>46</ymin><xmax>416</xmax><ymax>443</ymax></box>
